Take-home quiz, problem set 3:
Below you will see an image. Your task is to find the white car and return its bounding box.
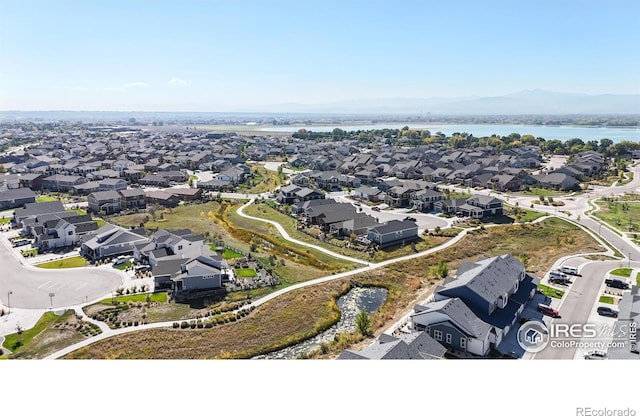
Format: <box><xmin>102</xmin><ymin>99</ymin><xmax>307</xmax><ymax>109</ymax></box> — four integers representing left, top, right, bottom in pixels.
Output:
<box><xmin>584</xmin><ymin>350</ymin><xmax>607</xmax><ymax>360</ymax></box>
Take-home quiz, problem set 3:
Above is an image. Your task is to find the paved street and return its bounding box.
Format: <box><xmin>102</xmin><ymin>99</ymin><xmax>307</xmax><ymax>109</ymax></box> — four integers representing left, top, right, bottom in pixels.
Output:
<box><xmin>0</xmin><ymin>234</ymin><xmax>124</xmax><ymax>310</ymax></box>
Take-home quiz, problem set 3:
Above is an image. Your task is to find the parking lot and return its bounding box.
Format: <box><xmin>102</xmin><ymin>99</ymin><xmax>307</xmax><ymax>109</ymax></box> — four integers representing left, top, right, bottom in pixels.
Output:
<box><xmin>0</xmin><ymin>231</ymin><xmax>125</xmax><ymax>310</ymax></box>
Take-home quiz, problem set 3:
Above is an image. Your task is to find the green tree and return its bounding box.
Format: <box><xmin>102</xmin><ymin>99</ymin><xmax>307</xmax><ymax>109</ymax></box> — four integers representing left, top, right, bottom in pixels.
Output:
<box><xmin>355</xmin><ymin>310</ymin><xmax>371</xmax><ymax>337</ymax></box>
<box><xmin>429</xmin><ymin>260</ymin><xmax>448</xmax><ymax>280</ymax></box>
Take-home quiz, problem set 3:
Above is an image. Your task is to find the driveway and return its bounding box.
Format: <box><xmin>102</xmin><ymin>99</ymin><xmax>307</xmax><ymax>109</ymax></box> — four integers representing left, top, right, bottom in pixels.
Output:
<box><xmin>0</xmin><ymin>234</ymin><xmax>124</xmax><ymax>310</ymax></box>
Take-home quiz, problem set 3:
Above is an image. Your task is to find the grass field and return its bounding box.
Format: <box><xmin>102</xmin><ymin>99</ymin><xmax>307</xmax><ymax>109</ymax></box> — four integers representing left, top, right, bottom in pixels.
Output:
<box><xmin>110</xmin><ymin>200</ymin><xmax>358</xmax><ymax>287</ymax></box>
<box><xmin>2</xmin><ymin>310</ymin><xmax>101</xmax><ymax>359</ymax></box>
<box><xmin>63</xmin><ymin>217</ymin><xmax>599</xmax><ymax>360</ymax></box>
<box><xmin>36</xmin><ymin>256</ymin><xmax>88</xmax><ymax>269</ymax></box>
<box><xmin>518</xmin><ymin>188</ymin><xmax>570</xmax><ymax>197</ymax></box>
<box><xmin>538</xmin><ymin>284</ymin><xmax>565</xmax><ymax>299</ymax></box>
<box><xmin>94</xmin><ymin>218</ymin><xmax>107</xmax><ymax>227</ymax></box>
<box><xmin>244</xmin><ymin>202</ymin><xmax>451</xmax><ymax>262</ymax></box>
<box><xmin>594</xmin><ymin>200</ymin><xmax>640</xmax><ymax>232</ymax></box>
<box><xmin>99</xmin><ymin>292</ymin><xmax>168</xmax><ymax>305</ymax></box>
<box><xmin>0</xmin><ymin>218</ymin><xmax>10</xmax><ymax>225</ymax></box>
<box><xmin>235</xmin><ymin>268</ymin><xmax>258</xmax><ymax>277</ymax></box>
<box><xmin>599</xmin><ymin>296</ymin><xmax>615</xmax><ymax>304</ymax></box>
<box><xmin>239</xmin><ymin>166</ymin><xmax>285</xmax><ymax>194</ymax></box>
<box><xmin>218</xmin><ymin>247</ymin><xmax>245</xmax><ymax>259</ymax></box>
<box><xmin>610</xmin><ymin>268</ymin><xmax>632</xmax><ymax>277</ymax></box>
<box><xmin>36</xmin><ymin>195</ymin><xmax>59</xmax><ymax>202</ymax></box>
<box><xmin>66</xmin><ymin>209</ymin><xmax>87</xmax><ymax>215</ymax></box>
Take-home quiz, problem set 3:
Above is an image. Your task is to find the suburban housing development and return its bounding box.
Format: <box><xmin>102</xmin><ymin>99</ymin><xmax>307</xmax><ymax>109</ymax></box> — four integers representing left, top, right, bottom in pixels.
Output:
<box><xmin>0</xmin><ymin>121</ymin><xmax>638</xmax><ymax>364</ymax></box>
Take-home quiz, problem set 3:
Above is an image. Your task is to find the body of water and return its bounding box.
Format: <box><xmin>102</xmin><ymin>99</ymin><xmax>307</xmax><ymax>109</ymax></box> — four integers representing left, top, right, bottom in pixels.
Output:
<box><xmin>253</xmin><ymin>286</ymin><xmax>388</xmax><ymax>359</ymax></box>
<box><xmin>260</xmin><ymin>123</ymin><xmax>639</xmax><ymax>143</ymax></box>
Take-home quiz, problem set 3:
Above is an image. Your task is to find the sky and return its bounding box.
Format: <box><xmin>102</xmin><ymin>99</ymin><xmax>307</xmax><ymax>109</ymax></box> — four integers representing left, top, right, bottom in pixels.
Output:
<box><xmin>1</xmin><ymin>0</ymin><xmax>639</xmax><ymax>111</ymax></box>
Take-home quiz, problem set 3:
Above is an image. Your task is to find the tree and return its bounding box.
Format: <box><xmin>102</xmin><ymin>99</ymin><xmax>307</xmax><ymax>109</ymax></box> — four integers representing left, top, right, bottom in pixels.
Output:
<box><xmin>355</xmin><ymin>309</ymin><xmax>371</xmax><ymax>337</ymax></box>
<box><xmin>429</xmin><ymin>260</ymin><xmax>448</xmax><ymax>280</ymax></box>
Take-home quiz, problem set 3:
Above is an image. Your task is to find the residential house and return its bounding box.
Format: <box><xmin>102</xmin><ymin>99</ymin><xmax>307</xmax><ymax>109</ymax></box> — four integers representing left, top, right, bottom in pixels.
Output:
<box><xmin>410</xmin><ymin>189</ymin><xmax>444</xmax><ymax>212</ymax></box>
<box><xmin>80</xmin><ymin>224</ymin><xmax>150</xmax><ymax>261</ymax></box>
<box><xmin>145</xmin><ymin>190</ymin><xmax>180</xmax><ymax>208</ymax></box>
<box><xmin>607</xmin><ymin>285</ymin><xmax>640</xmax><ymax>359</ymax></box>
<box><xmin>0</xmin><ymin>188</ymin><xmax>36</xmax><ymax>210</ymax></box>
<box><xmin>338</xmin><ymin>332</ymin><xmax>446</xmax><ymax>360</ymax></box>
<box><xmin>41</xmin><ymin>174</ymin><xmax>88</xmax><ymax>192</ymax></box>
<box><xmin>277</xmin><ymin>184</ymin><xmax>324</xmax><ymax>205</ymax></box>
<box><xmin>98</xmin><ymin>178</ymin><xmax>128</xmax><ymax>192</ymax></box>
<box><xmin>13</xmin><ymin>200</ymin><xmax>66</xmax><ymax>227</ymax></box>
<box><xmin>34</xmin><ymin>214</ymin><xmax>98</xmax><ymax>250</ymax></box>
<box><xmin>411</xmin><ymin>254</ymin><xmax>539</xmax><ymax>356</ymax></box>
<box><xmin>119</xmin><ymin>188</ymin><xmax>146</xmax><ymax>210</ymax></box>
<box><xmin>72</xmin><ymin>181</ymin><xmax>101</xmax><ymax>195</ymax></box>
<box><xmin>17</xmin><ymin>173</ymin><xmax>44</xmax><ymax>191</ymax></box>
<box><xmin>87</xmin><ymin>191</ymin><xmax>122</xmax><ymax>214</ymax></box>
<box><xmin>532</xmin><ymin>173</ymin><xmax>580</xmax><ymax>191</ymax></box>
<box><xmin>168</xmin><ymin>188</ymin><xmax>203</xmax><ymax>201</ymax></box>
<box><xmin>367</xmin><ymin>220</ymin><xmax>419</xmax><ymax>248</ymax></box>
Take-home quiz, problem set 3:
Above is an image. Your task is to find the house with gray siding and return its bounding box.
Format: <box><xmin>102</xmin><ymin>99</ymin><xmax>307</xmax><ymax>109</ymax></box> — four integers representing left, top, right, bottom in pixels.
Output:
<box><xmin>367</xmin><ymin>220</ymin><xmax>418</xmax><ymax>248</ymax></box>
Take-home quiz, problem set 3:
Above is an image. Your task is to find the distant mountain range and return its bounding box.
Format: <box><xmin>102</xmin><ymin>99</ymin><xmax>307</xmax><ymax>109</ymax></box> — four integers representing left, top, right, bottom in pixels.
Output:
<box><xmin>246</xmin><ymin>89</ymin><xmax>640</xmax><ymax>115</ymax></box>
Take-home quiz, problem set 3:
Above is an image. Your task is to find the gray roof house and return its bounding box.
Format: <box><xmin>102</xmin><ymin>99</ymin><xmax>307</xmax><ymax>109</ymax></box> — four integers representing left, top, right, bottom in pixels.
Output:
<box><xmin>607</xmin><ymin>285</ymin><xmax>640</xmax><ymax>359</ymax></box>
<box><xmin>338</xmin><ymin>332</ymin><xmax>446</xmax><ymax>360</ymax></box>
<box><xmin>13</xmin><ymin>200</ymin><xmax>66</xmax><ymax>225</ymax></box>
<box><xmin>0</xmin><ymin>188</ymin><xmax>36</xmax><ymax>210</ymax></box>
<box><xmin>367</xmin><ymin>220</ymin><xmax>418</xmax><ymax>249</ymax></box>
<box><xmin>80</xmin><ymin>223</ymin><xmax>149</xmax><ymax>261</ymax></box>
<box><xmin>412</xmin><ymin>254</ymin><xmax>539</xmax><ymax>357</ymax></box>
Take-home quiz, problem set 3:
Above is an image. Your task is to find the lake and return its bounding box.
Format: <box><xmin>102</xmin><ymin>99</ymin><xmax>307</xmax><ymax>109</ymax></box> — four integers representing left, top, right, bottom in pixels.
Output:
<box><xmin>260</xmin><ymin>123</ymin><xmax>639</xmax><ymax>142</ymax></box>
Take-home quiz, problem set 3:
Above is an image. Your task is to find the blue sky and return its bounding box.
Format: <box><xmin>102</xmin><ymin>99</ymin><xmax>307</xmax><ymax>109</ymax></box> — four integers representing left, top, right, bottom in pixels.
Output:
<box><xmin>1</xmin><ymin>0</ymin><xmax>638</xmax><ymax>111</ymax></box>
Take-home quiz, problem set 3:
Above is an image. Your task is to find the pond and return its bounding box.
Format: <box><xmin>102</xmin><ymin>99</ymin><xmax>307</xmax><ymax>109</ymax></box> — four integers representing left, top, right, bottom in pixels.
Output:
<box><xmin>253</xmin><ymin>286</ymin><xmax>388</xmax><ymax>359</ymax></box>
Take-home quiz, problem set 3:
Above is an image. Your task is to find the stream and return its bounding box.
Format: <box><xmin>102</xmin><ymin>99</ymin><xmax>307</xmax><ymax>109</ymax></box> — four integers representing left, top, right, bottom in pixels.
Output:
<box><xmin>254</xmin><ymin>286</ymin><xmax>388</xmax><ymax>359</ymax></box>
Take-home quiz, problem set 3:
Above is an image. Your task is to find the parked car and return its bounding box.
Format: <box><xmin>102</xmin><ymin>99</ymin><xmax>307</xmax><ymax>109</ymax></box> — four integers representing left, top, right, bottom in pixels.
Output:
<box><xmin>112</xmin><ymin>256</ymin><xmax>128</xmax><ymax>266</ymax></box>
<box><xmin>537</xmin><ymin>303</ymin><xmax>560</xmax><ymax>317</ymax></box>
<box><xmin>549</xmin><ymin>275</ymin><xmax>572</xmax><ymax>285</ymax></box>
<box><xmin>584</xmin><ymin>350</ymin><xmax>607</xmax><ymax>360</ymax></box>
<box><xmin>559</xmin><ymin>266</ymin><xmax>581</xmax><ymax>276</ymax></box>
<box><xmin>597</xmin><ymin>306</ymin><xmax>619</xmax><ymax>318</ymax></box>
<box><xmin>404</xmin><ymin>216</ymin><xmax>417</xmax><ymax>222</ymax></box>
<box><xmin>605</xmin><ymin>278</ymin><xmax>629</xmax><ymax>290</ymax></box>
<box><xmin>371</xmin><ymin>206</ymin><xmax>380</xmax><ymax>212</ymax></box>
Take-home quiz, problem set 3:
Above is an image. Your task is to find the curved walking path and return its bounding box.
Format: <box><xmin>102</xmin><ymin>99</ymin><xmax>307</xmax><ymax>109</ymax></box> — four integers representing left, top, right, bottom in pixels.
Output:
<box><xmin>46</xmin><ymin>220</ymin><xmax>469</xmax><ymax>359</ymax></box>
<box><xmin>236</xmin><ymin>198</ymin><xmax>371</xmax><ymax>266</ymax></box>
<box><xmin>42</xmin><ymin>166</ymin><xmax>640</xmax><ymax>359</ymax></box>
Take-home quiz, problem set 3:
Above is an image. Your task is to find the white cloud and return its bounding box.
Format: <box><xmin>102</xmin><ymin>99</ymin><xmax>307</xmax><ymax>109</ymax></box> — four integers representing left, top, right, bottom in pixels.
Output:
<box><xmin>169</xmin><ymin>77</ymin><xmax>187</xmax><ymax>86</ymax></box>
<box><xmin>123</xmin><ymin>82</ymin><xmax>150</xmax><ymax>88</ymax></box>
<box><xmin>104</xmin><ymin>87</ymin><xmax>127</xmax><ymax>92</ymax></box>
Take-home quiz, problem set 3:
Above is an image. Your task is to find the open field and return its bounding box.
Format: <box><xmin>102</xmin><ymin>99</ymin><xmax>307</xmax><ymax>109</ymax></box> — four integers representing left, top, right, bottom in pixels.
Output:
<box><xmin>238</xmin><ymin>165</ymin><xmax>286</xmax><ymax>194</ymax></box>
<box><xmin>63</xmin><ymin>217</ymin><xmax>600</xmax><ymax>359</ymax></box>
<box><xmin>593</xmin><ymin>200</ymin><xmax>640</xmax><ymax>233</ymax></box>
<box><xmin>36</xmin><ymin>256</ymin><xmax>88</xmax><ymax>269</ymax></box>
<box><xmin>109</xmin><ymin>200</ymin><xmax>358</xmax><ymax>286</ymax></box>
<box><xmin>245</xmin><ymin>202</ymin><xmax>451</xmax><ymax>262</ymax></box>
<box><xmin>517</xmin><ymin>188</ymin><xmax>570</xmax><ymax>197</ymax></box>
<box><xmin>2</xmin><ymin>310</ymin><xmax>101</xmax><ymax>359</ymax></box>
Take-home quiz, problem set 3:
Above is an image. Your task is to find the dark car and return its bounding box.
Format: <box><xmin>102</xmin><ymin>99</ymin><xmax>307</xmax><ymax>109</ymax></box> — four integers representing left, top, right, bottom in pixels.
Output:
<box><xmin>372</xmin><ymin>206</ymin><xmax>380</xmax><ymax>212</ymax></box>
<box><xmin>605</xmin><ymin>278</ymin><xmax>629</xmax><ymax>290</ymax></box>
<box><xmin>597</xmin><ymin>306</ymin><xmax>619</xmax><ymax>318</ymax></box>
<box><xmin>404</xmin><ymin>216</ymin><xmax>417</xmax><ymax>222</ymax></box>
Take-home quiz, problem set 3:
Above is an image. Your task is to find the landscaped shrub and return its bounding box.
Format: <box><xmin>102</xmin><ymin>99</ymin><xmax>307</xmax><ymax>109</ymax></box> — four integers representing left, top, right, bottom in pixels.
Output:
<box><xmin>180</xmin><ymin>321</ymin><xmax>189</xmax><ymax>329</ymax></box>
<box><xmin>204</xmin><ymin>322</ymin><xmax>213</xmax><ymax>328</ymax></box>
<box><xmin>172</xmin><ymin>322</ymin><xmax>179</xmax><ymax>328</ymax></box>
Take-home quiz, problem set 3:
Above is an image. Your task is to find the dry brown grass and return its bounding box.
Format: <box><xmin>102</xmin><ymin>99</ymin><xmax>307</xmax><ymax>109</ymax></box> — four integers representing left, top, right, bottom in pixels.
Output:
<box><xmin>64</xmin><ymin>217</ymin><xmax>603</xmax><ymax>359</ymax></box>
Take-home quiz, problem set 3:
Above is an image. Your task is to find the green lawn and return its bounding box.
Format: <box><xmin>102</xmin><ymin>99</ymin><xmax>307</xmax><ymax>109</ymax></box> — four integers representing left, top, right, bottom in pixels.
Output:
<box><xmin>519</xmin><ymin>188</ymin><xmax>570</xmax><ymax>197</ymax></box>
<box><xmin>99</xmin><ymin>292</ymin><xmax>167</xmax><ymax>305</ymax></box>
<box><xmin>235</xmin><ymin>268</ymin><xmax>258</xmax><ymax>277</ymax></box>
<box><xmin>594</xmin><ymin>200</ymin><xmax>640</xmax><ymax>233</ymax></box>
<box><xmin>610</xmin><ymin>268</ymin><xmax>633</xmax><ymax>277</ymax></box>
<box><xmin>66</xmin><ymin>209</ymin><xmax>87</xmax><ymax>215</ymax></box>
<box><xmin>218</xmin><ymin>247</ymin><xmax>245</xmax><ymax>259</ymax></box>
<box><xmin>36</xmin><ymin>195</ymin><xmax>60</xmax><ymax>202</ymax></box>
<box><xmin>0</xmin><ymin>218</ymin><xmax>10</xmax><ymax>225</ymax></box>
<box><xmin>636</xmin><ymin>272</ymin><xmax>640</xmax><ymax>286</ymax></box>
<box><xmin>36</xmin><ymin>256</ymin><xmax>88</xmax><ymax>269</ymax></box>
<box><xmin>599</xmin><ymin>296</ymin><xmax>615</xmax><ymax>304</ymax></box>
<box><xmin>94</xmin><ymin>219</ymin><xmax>107</xmax><ymax>227</ymax></box>
<box><xmin>114</xmin><ymin>260</ymin><xmax>133</xmax><ymax>270</ymax></box>
<box><xmin>538</xmin><ymin>284</ymin><xmax>565</xmax><ymax>299</ymax></box>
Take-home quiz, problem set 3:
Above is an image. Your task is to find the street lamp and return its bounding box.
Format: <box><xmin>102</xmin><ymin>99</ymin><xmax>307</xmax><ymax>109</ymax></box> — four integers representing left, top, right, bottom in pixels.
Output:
<box><xmin>7</xmin><ymin>290</ymin><xmax>12</xmax><ymax>315</ymax></box>
<box><xmin>49</xmin><ymin>292</ymin><xmax>55</xmax><ymax>309</ymax></box>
